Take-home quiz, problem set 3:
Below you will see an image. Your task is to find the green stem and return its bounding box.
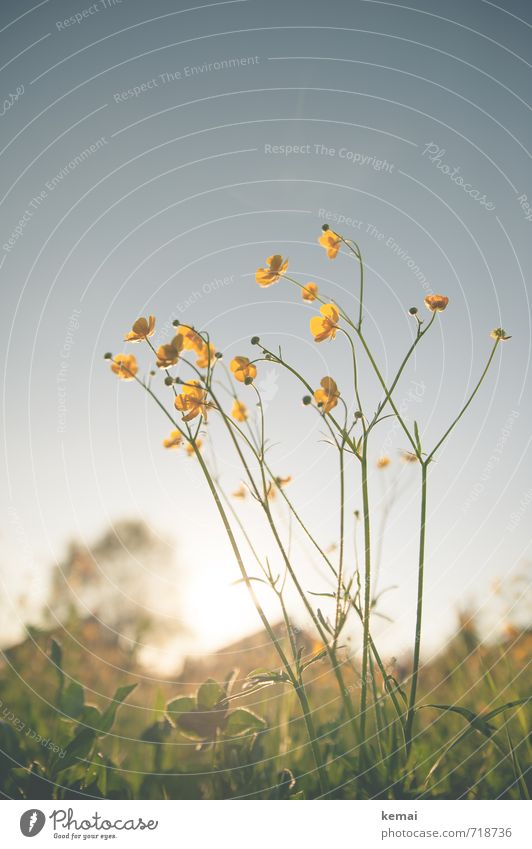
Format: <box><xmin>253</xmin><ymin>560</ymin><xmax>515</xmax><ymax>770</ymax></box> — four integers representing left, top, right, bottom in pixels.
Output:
<box><xmin>335</xmin><ymin>446</ymin><xmax>345</xmax><ymax>643</ymax></box>
<box><xmin>426</xmin><ymin>340</ymin><xmax>500</xmax><ymax>462</ymax></box>
<box><xmin>359</xmin><ymin>440</ymin><xmax>372</xmax><ymax>750</ymax></box>
<box><xmin>404</xmin><ymin>461</ymin><xmax>428</xmax><ymax>754</ymax></box>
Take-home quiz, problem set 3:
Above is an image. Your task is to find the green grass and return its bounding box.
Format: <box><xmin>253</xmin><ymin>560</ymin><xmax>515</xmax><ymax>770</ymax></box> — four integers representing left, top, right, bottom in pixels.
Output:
<box><xmin>1</xmin><ymin>616</ymin><xmax>529</xmax><ymax>800</ymax></box>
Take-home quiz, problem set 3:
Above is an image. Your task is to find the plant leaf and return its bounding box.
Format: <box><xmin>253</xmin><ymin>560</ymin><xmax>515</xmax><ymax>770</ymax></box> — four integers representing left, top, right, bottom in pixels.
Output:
<box><xmin>96</xmin><ymin>684</ymin><xmax>137</xmax><ymax>734</ymax></box>
<box><xmin>60</xmin><ymin>681</ymin><xmax>85</xmax><ymax>719</ymax></box>
<box><xmin>424</xmin><ymin>703</ymin><xmax>495</xmax><ymax>736</ymax></box>
<box><xmin>223</xmin><ymin>708</ymin><xmax>266</xmax><ymax>737</ymax></box>
<box><xmin>197</xmin><ymin>679</ymin><xmax>226</xmax><ymax>710</ymax></box>
<box><xmin>55</xmin><ymin>727</ymin><xmax>95</xmax><ymax>773</ymax></box>
<box><xmin>165</xmin><ymin>696</ymin><xmax>196</xmax><ymax>726</ymax></box>
<box><xmin>50</xmin><ymin>639</ymin><xmax>64</xmax><ymax>695</ymax></box>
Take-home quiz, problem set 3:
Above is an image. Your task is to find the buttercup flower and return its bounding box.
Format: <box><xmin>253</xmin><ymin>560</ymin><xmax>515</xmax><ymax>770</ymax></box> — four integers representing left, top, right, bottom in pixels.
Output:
<box><xmin>319</xmin><ymin>230</ymin><xmax>341</xmax><ymax>259</ymax></box>
<box><xmin>111</xmin><ymin>354</ymin><xmax>138</xmax><ymax>380</ymax></box>
<box><xmin>376</xmin><ymin>456</ymin><xmax>391</xmax><ymax>469</ymax></box>
<box><xmin>155</xmin><ymin>334</ymin><xmax>184</xmax><ymax>368</ymax></box>
<box><xmin>185</xmin><ymin>439</ymin><xmax>202</xmax><ymax>457</ymax></box>
<box><xmin>302</xmin><ymin>282</ymin><xmax>318</xmax><ymax>302</ymax></box>
<box><xmin>182</xmin><ymin>328</ymin><xmax>206</xmax><ymax>354</ymax></box>
<box><xmin>424</xmin><ymin>294</ymin><xmax>449</xmax><ymax>312</ymax></box>
<box><xmin>174</xmin><ymin>381</ymin><xmax>209</xmax><ymax>421</ymax></box>
<box><xmin>275</xmin><ymin>475</ymin><xmax>292</xmax><ymax>488</ymax></box>
<box><xmin>490</xmin><ymin>328</ymin><xmax>512</xmax><ymax>341</ymax></box>
<box><xmin>402</xmin><ymin>451</ymin><xmax>418</xmax><ymax>463</ymax></box>
<box><xmin>310</xmin><ymin>304</ymin><xmax>340</xmax><ymax>342</ymax></box>
<box><xmin>231</xmin><ymin>400</ymin><xmax>248</xmax><ymax>422</ymax></box>
<box><xmin>163</xmin><ymin>430</ymin><xmax>183</xmax><ymax>450</ymax></box>
<box><xmin>313</xmin><ymin>376</ymin><xmax>340</xmax><ymax>413</ymax></box>
<box><xmin>124</xmin><ymin>315</ymin><xmax>156</xmax><ymax>342</ymax></box>
<box><xmin>196</xmin><ymin>343</ymin><xmax>217</xmax><ymax>368</ymax></box>
<box><xmin>230</xmin><ymin>356</ymin><xmax>257</xmax><ymax>383</ymax></box>
<box><xmin>255</xmin><ymin>254</ymin><xmax>288</xmax><ymax>287</ymax></box>
<box><xmin>232</xmin><ymin>484</ymin><xmax>247</xmax><ymax>499</ymax></box>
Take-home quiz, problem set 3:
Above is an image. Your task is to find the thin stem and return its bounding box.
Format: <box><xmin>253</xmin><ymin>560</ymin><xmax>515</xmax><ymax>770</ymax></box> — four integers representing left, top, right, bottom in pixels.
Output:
<box><xmin>359</xmin><ymin>440</ymin><xmax>372</xmax><ymax>751</ymax></box>
<box><xmin>426</xmin><ymin>340</ymin><xmax>500</xmax><ymax>462</ymax></box>
<box><xmin>356</xmin><ymin>331</ymin><xmax>420</xmax><ymax>457</ymax></box>
<box><xmin>335</xmin><ymin>445</ymin><xmax>346</xmax><ymax>644</ymax></box>
<box><xmin>404</xmin><ymin>461</ymin><xmax>428</xmax><ymax>754</ymax></box>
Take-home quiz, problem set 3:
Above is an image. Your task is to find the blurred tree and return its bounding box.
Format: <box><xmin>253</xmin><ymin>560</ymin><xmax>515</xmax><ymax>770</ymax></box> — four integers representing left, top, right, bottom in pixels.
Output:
<box><xmin>46</xmin><ymin>519</ymin><xmax>185</xmax><ymax>654</ymax></box>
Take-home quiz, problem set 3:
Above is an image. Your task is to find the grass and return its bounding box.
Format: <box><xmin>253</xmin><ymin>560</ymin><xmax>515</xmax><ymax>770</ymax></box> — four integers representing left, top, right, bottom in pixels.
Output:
<box><xmin>0</xmin><ymin>615</ymin><xmax>529</xmax><ymax>800</ymax></box>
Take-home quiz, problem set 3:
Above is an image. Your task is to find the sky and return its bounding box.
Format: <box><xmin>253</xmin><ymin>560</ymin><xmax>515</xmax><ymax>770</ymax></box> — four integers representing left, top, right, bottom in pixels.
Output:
<box><xmin>1</xmin><ymin>0</ymin><xmax>531</xmax><ymax>671</ymax></box>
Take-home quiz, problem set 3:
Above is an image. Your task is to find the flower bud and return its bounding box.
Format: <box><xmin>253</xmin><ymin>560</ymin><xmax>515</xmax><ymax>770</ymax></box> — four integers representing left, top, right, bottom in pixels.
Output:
<box><xmin>354</xmin><ymin>410</ymin><xmax>363</xmax><ymax>419</ymax></box>
<box><xmin>215</xmin><ymin>351</ymin><xmax>223</xmax><ymax>358</ymax></box>
<box><xmin>321</xmin><ymin>224</ymin><xmax>330</xmax><ymax>231</ymax></box>
<box><xmin>244</xmin><ymin>376</ymin><xmax>253</xmax><ymax>385</ymax></box>
<box><xmin>302</xmin><ymin>395</ymin><xmax>312</xmax><ymax>405</ymax></box>
<box><xmin>408</xmin><ymin>307</ymin><xmax>418</xmax><ymax>315</ymax></box>
<box><xmin>490</xmin><ymin>328</ymin><xmax>512</xmax><ymax>341</ymax></box>
<box><xmin>164</xmin><ymin>376</ymin><xmax>174</xmax><ymax>385</ymax></box>
<box><xmin>103</xmin><ymin>352</ymin><xmax>112</xmax><ymax>360</ymax></box>
<box><xmin>251</xmin><ymin>336</ymin><xmax>260</xmax><ymax>345</ymax></box>
<box><xmin>172</xmin><ymin>319</ymin><xmax>180</xmax><ymax>327</ymax></box>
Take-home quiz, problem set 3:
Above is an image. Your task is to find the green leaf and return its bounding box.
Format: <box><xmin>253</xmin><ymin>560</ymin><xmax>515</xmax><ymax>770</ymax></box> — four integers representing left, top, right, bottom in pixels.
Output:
<box><xmin>244</xmin><ymin>668</ymin><xmax>290</xmax><ymax>687</ymax></box>
<box><xmin>223</xmin><ymin>708</ymin><xmax>266</xmax><ymax>737</ymax></box>
<box><xmin>165</xmin><ymin>696</ymin><xmax>196</xmax><ymax>726</ymax></box>
<box><xmin>483</xmin><ymin>697</ymin><xmax>532</xmax><ymax>722</ymax></box>
<box><xmin>424</xmin><ymin>704</ymin><xmax>495</xmax><ymax>736</ymax></box>
<box><xmin>197</xmin><ymin>679</ymin><xmax>226</xmax><ymax>710</ymax></box>
<box><xmin>55</xmin><ymin>727</ymin><xmax>96</xmax><ymax>773</ymax></box>
<box><xmin>50</xmin><ymin>639</ymin><xmax>64</xmax><ymax>695</ymax></box>
<box><xmin>224</xmin><ymin>669</ymin><xmax>237</xmax><ymax>697</ymax></box>
<box><xmin>60</xmin><ymin>681</ymin><xmax>85</xmax><ymax>719</ymax></box>
<box><xmin>140</xmin><ymin>718</ymin><xmax>173</xmax><ymax>743</ymax></box>
<box><xmin>386</xmin><ymin>676</ymin><xmax>408</xmax><ymax>709</ymax></box>
<box><xmin>80</xmin><ymin>705</ymin><xmax>102</xmax><ymax>727</ymax></box>
<box><xmin>96</xmin><ymin>684</ymin><xmax>137</xmax><ymax>734</ymax></box>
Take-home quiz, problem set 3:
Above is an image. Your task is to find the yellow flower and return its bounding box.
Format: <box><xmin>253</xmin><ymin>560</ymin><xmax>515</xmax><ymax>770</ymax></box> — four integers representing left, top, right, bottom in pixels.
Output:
<box><xmin>311</xmin><ymin>640</ymin><xmax>326</xmax><ymax>656</ymax></box>
<box><xmin>319</xmin><ymin>230</ymin><xmax>341</xmax><ymax>259</ymax></box>
<box><xmin>124</xmin><ymin>315</ymin><xmax>156</xmax><ymax>342</ymax></box>
<box><xmin>232</xmin><ymin>484</ymin><xmax>247</xmax><ymax>499</ymax></box>
<box><xmin>185</xmin><ymin>439</ymin><xmax>202</xmax><ymax>457</ymax></box>
<box><xmin>275</xmin><ymin>475</ymin><xmax>292</xmax><ymax>488</ymax></box>
<box><xmin>424</xmin><ymin>294</ymin><xmax>449</xmax><ymax>312</ymax></box>
<box><xmin>255</xmin><ymin>254</ymin><xmax>288</xmax><ymax>287</ymax></box>
<box><xmin>230</xmin><ymin>356</ymin><xmax>257</xmax><ymax>383</ymax></box>
<box><xmin>111</xmin><ymin>354</ymin><xmax>138</xmax><ymax>380</ymax></box>
<box><xmin>182</xmin><ymin>328</ymin><xmax>206</xmax><ymax>354</ymax></box>
<box><xmin>313</xmin><ymin>376</ymin><xmax>340</xmax><ymax>413</ymax></box>
<box><xmin>401</xmin><ymin>451</ymin><xmax>418</xmax><ymax>463</ymax></box>
<box><xmin>174</xmin><ymin>381</ymin><xmax>209</xmax><ymax>421</ymax></box>
<box><xmin>490</xmin><ymin>328</ymin><xmax>511</xmax><ymax>341</ymax></box>
<box><xmin>310</xmin><ymin>304</ymin><xmax>340</xmax><ymax>342</ymax></box>
<box><xmin>155</xmin><ymin>334</ymin><xmax>183</xmax><ymax>368</ymax></box>
<box><xmin>302</xmin><ymin>282</ymin><xmax>318</xmax><ymax>302</ymax></box>
<box><xmin>196</xmin><ymin>342</ymin><xmax>216</xmax><ymax>368</ymax></box>
<box><xmin>163</xmin><ymin>430</ymin><xmax>182</xmax><ymax>450</ymax></box>
<box><xmin>376</xmin><ymin>456</ymin><xmax>391</xmax><ymax>469</ymax></box>
<box><xmin>231</xmin><ymin>399</ymin><xmax>248</xmax><ymax>421</ymax></box>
